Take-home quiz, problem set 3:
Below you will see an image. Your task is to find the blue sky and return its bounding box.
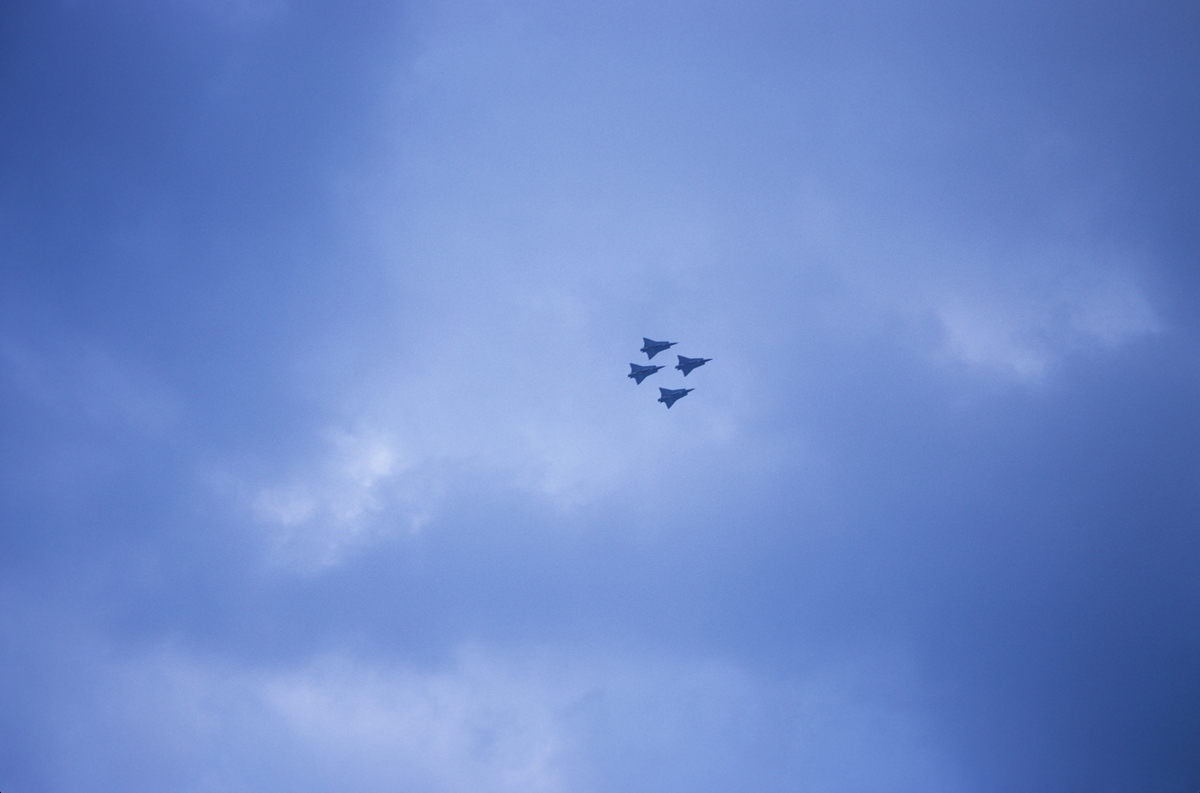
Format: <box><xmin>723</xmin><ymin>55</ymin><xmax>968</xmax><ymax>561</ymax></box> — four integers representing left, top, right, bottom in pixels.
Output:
<box><xmin>2</xmin><ymin>1</ymin><xmax>1199</xmax><ymax>791</ymax></box>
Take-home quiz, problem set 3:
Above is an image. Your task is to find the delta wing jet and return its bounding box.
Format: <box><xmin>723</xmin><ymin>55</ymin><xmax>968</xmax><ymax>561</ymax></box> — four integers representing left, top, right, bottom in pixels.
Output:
<box><xmin>628</xmin><ymin>363</ymin><xmax>663</xmax><ymax>384</ymax></box>
<box><xmin>657</xmin><ymin>387</ymin><xmax>693</xmax><ymax>408</ymax></box>
<box><xmin>675</xmin><ymin>355</ymin><xmax>712</xmax><ymax>376</ymax></box>
<box><xmin>640</xmin><ymin>338</ymin><xmax>677</xmax><ymax>359</ymax></box>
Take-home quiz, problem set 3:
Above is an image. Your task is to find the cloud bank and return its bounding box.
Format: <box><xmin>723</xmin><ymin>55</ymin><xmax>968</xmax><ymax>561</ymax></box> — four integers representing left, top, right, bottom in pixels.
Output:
<box><xmin>2</xmin><ymin>1</ymin><xmax>1198</xmax><ymax>791</ymax></box>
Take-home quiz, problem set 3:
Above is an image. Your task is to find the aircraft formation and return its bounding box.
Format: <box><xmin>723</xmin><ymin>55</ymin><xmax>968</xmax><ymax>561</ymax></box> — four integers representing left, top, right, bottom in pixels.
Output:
<box><xmin>628</xmin><ymin>337</ymin><xmax>712</xmax><ymax>408</ymax></box>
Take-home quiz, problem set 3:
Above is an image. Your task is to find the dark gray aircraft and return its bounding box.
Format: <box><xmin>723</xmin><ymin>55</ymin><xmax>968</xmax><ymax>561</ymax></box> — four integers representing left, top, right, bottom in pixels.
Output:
<box><xmin>657</xmin><ymin>387</ymin><xmax>693</xmax><ymax>408</ymax></box>
<box><xmin>640</xmin><ymin>338</ymin><xmax>677</xmax><ymax>359</ymax></box>
<box><xmin>628</xmin><ymin>363</ymin><xmax>663</xmax><ymax>384</ymax></box>
<box><xmin>675</xmin><ymin>355</ymin><xmax>712</xmax><ymax>376</ymax></box>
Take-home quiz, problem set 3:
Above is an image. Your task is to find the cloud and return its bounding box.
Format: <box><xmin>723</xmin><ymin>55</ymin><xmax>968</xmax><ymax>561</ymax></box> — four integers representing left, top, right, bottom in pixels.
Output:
<box><xmin>6</xmin><ymin>626</ymin><xmax>962</xmax><ymax>793</ymax></box>
<box><xmin>779</xmin><ymin>179</ymin><xmax>1162</xmax><ymax>381</ymax></box>
<box><xmin>0</xmin><ymin>328</ymin><xmax>178</xmax><ymax>438</ymax></box>
<box><xmin>246</xmin><ymin>426</ymin><xmax>438</xmax><ymax>570</ymax></box>
<box><xmin>3</xmin><ymin>2</ymin><xmax>1198</xmax><ymax>791</ymax></box>
<box><xmin>927</xmin><ymin>251</ymin><xmax>1160</xmax><ymax>379</ymax></box>
<box><xmin>264</xmin><ymin>650</ymin><xmax>569</xmax><ymax>793</ymax></box>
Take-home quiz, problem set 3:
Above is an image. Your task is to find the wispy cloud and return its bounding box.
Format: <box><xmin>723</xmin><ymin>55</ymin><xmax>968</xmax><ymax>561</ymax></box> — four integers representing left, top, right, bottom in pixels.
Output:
<box><xmin>12</xmin><ymin>631</ymin><xmax>961</xmax><ymax>793</ymax></box>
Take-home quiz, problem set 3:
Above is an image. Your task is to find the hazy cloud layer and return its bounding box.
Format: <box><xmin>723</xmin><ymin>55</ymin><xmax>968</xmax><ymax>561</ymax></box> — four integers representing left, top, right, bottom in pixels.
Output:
<box><xmin>2</xmin><ymin>1</ymin><xmax>1198</xmax><ymax>791</ymax></box>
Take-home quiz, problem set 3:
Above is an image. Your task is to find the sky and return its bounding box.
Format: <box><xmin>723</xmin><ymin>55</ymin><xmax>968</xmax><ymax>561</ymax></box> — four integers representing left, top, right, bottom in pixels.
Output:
<box><xmin>2</xmin><ymin>1</ymin><xmax>1199</xmax><ymax>791</ymax></box>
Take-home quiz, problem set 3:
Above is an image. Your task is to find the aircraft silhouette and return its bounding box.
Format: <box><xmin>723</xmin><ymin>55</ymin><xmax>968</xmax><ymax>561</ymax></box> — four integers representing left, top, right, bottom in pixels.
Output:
<box><xmin>675</xmin><ymin>355</ymin><xmax>712</xmax><ymax>376</ymax></box>
<box><xmin>640</xmin><ymin>338</ymin><xmax>677</xmax><ymax>359</ymax></box>
<box><xmin>628</xmin><ymin>363</ymin><xmax>663</xmax><ymax>384</ymax></box>
<box><xmin>657</xmin><ymin>387</ymin><xmax>693</xmax><ymax>408</ymax></box>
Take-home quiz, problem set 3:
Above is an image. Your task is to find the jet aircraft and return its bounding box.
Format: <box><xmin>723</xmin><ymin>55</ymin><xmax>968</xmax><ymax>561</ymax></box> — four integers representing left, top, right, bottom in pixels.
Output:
<box><xmin>657</xmin><ymin>387</ymin><xmax>693</xmax><ymax>408</ymax></box>
<box><xmin>640</xmin><ymin>338</ymin><xmax>677</xmax><ymax>359</ymax></box>
<box><xmin>628</xmin><ymin>363</ymin><xmax>663</xmax><ymax>384</ymax></box>
<box><xmin>675</xmin><ymin>355</ymin><xmax>712</xmax><ymax>376</ymax></box>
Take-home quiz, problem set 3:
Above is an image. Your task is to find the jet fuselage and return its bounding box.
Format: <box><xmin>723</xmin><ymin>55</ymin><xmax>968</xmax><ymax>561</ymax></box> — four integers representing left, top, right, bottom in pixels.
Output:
<box><xmin>628</xmin><ymin>363</ymin><xmax>663</xmax><ymax>384</ymax></box>
<box><xmin>675</xmin><ymin>355</ymin><xmax>712</xmax><ymax>376</ymax></box>
<box><xmin>640</xmin><ymin>338</ymin><xmax>677</xmax><ymax>359</ymax></box>
<box><xmin>657</xmin><ymin>387</ymin><xmax>694</xmax><ymax>408</ymax></box>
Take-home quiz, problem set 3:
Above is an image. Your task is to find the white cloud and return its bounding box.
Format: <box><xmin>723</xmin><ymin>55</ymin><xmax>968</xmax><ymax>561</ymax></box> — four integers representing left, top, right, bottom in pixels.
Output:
<box><xmin>785</xmin><ymin>183</ymin><xmax>1162</xmax><ymax>380</ymax></box>
<box><xmin>263</xmin><ymin>651</ymin><xmax>570</xmax><ymax>793</ymax></box>
<box><xmin>250</xmin><ymin>427</ymin><xmax>439</xmax><ymax>570</ymax></box>
<box><xmin>34</xmin><ymin>640</ymin><xmax>965</xmax><ymax>793</ymax></box>
<box><xmin>232</xmin><ymin>2</ymin><xmax>1166</xmax><ymax>576</ymax></box>
<box><xmin>925</xmin><ymin>250</ymin><xmax>1160</xmax><ymax>380</ymax></box>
